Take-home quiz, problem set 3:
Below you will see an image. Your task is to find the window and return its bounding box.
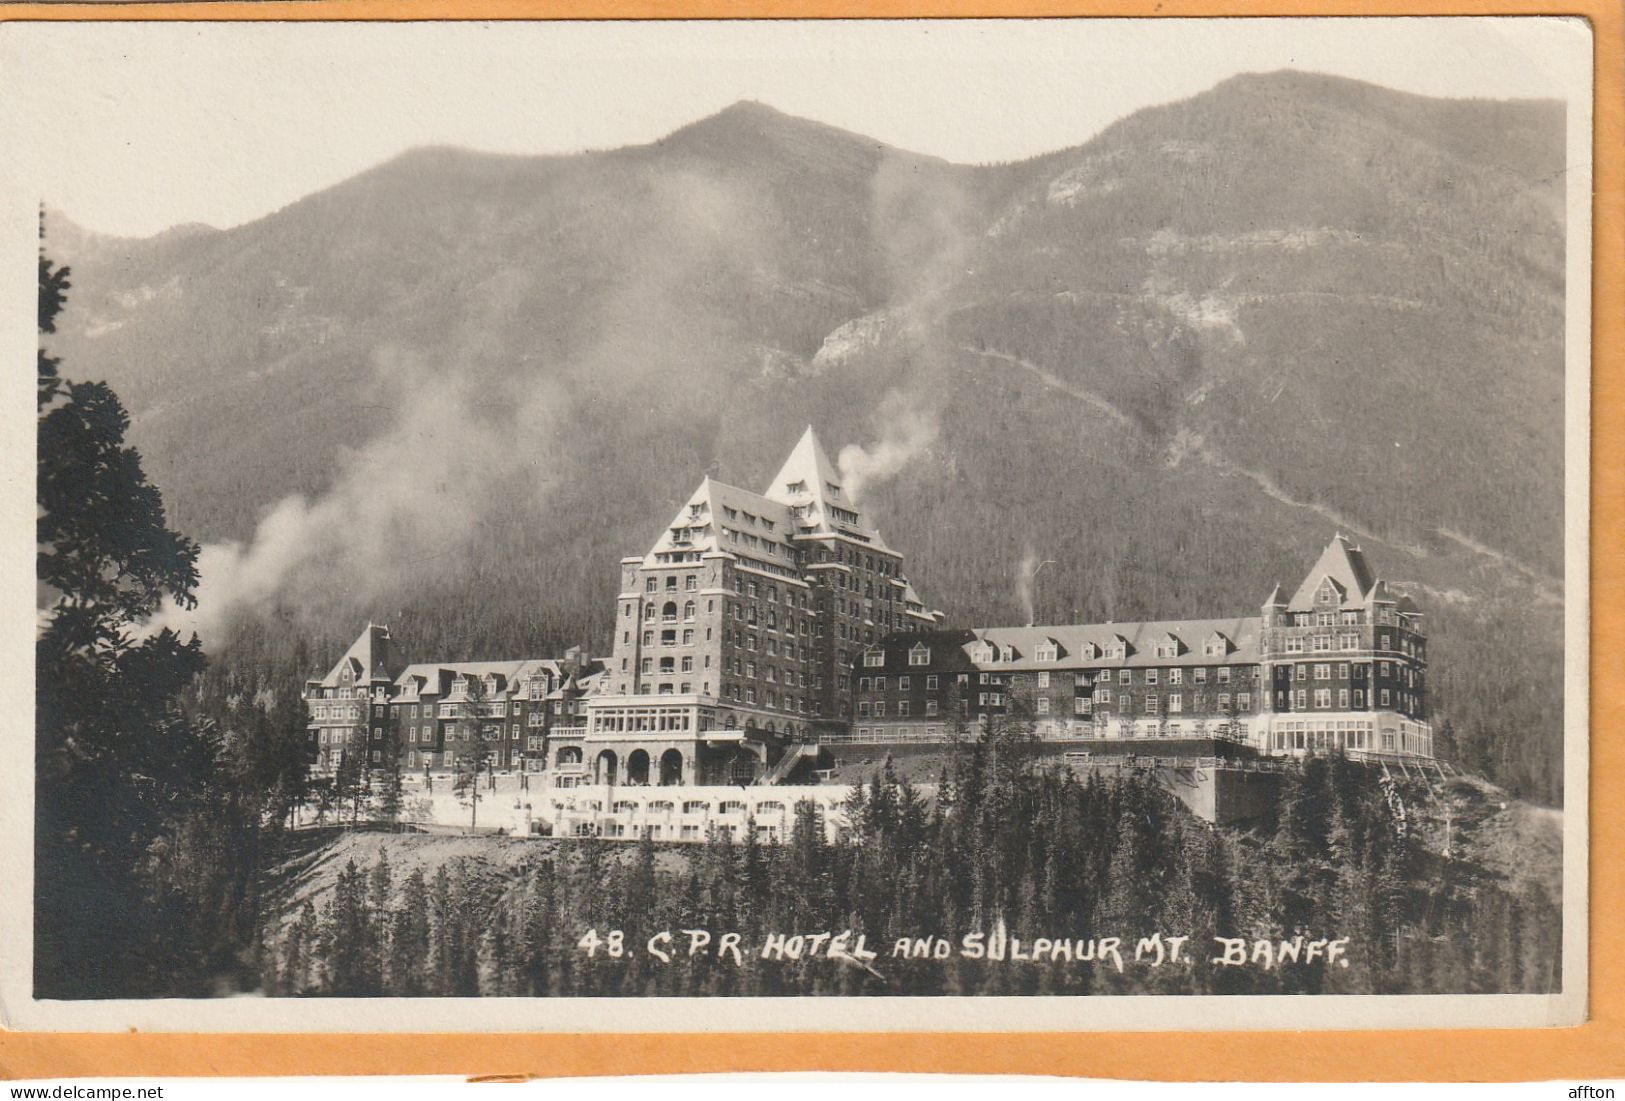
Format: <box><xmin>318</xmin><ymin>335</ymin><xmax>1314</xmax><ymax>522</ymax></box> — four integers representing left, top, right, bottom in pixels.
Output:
<box><xmin>1381</xmin><ymin>689</ymin><xmax>1392</xmax><ymax>707</ymax></box>
<box><xmin>899</xmin><ymin>701</ymin><xmax>911</xmax><ymax>716</ymax></box>
<box><xmin>1037</xmin><ymin>671</ymin><xmax>1050</xmax><ymax>688</ymax></box>
<box><xmin>1119</xmin><ymin>669</ymin><xmax>1131</xmax><ymax>685</ymax></box>
<box><xmin>1218</xmin><ymin>667</ymin><xmax>1231</xmax><ymax>684</ymax></box>
<box><xmin>1314</xmin><ymin>689</ymin><xmax>1331</xmax><ymax>708</ymax></box>
<box><xmin>865</xmin><ymin>650</ymin><xmax>885</xmax><ymax>668</ymax></box>
<box><xmin>1217</xmin><ymin>692</ymin><xmax>1231</xmax><ymax>710</ymax></box>
<box><xmin>1340</xmin><ymin>633</ymin><xmax>1359</xmax><ymax>649</ymax></box>
<box><xmin>1296</xmin><ymin>666</ymin><xmax>1308</xmax><ymax>681</ymax></box>
<box><xmin>909</xmin><ymin>645</ymin><xmax>930</xmax><ymax>666</ymax></box>
<box><xmin>1339</xmin><ymin>689</ymin><xmax>1350</xmax><ymax>708</ymax></box>
<box><xmin>1169</xmin><ymin>669</ymin><xmax>1183</xmax><ymax>685</ymax></box>
<box><xmin>1168</xmin><ymin>693</ymin><xmax>1183</xmax><ymax>713</ymax></box>
<box><xmin>1099</xmin><ymin>687</ymin><xmax>1112</xmax><ymax>704</ymax></box>
<box><xmin>926</xmin><ymin>701</ymin><xmax>938</xmax><ymax>716</ymax></box>
<box><xmin>1036</xmin><ymin>698</ymin><xmax>1050</xmax><ymax>714</ymax></box>
<box><xmin>874</xmin><ymin>701</ymin><xmax>886</xmax><ymax>717</ymax></box>
<box><xmin>1285</xmin><ymin>637</ymin><xmax>1304</xmax><ymax>653</ymax></box>
<box><xmin>926</xmin><ymin>674</ymin><xmax>938</xmax><ymax>690</ymax></box>
<box><xmin>1294</xmin><ymin>689</ymin><xmax>1307</xmax><ymax>709</ymax></box>
<box><xmin>1354</xmin><ymin>690</ymin><xmax>1365</xmax><ymax>708</ymax></box>
<box><xmin>1194</xmin><ymin>667</ymin><xmax>1207</xmax><ymax>684</ymax></box>
<box><xmin>1314</xmin><ymin>664</ymin><xmax>1331</xmax><ymax>680</ymax></box>
<box><xmin>1145</xmin><ymin>696</ymin><xmax>1159</xmax><ymax>715</ymax></box>
<box><xmin>875</xmin><ymin>676</ymin><xmax>886</xmax><ymax>691</ymax></box>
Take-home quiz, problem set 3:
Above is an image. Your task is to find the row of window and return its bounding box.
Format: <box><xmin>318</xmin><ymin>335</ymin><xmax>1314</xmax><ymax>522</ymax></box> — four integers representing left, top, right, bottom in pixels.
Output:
<box><xmin>1270</xmin><ymin>688</ymin><xmax>1414</xmax><ymax>710</ymax></box>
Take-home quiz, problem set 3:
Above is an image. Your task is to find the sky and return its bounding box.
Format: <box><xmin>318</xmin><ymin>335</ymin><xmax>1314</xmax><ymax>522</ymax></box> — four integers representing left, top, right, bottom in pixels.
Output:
<box><xmin>0</xmin><ymin>17</ymin><xmax>1589</xmax><ymax>238</ymax></box>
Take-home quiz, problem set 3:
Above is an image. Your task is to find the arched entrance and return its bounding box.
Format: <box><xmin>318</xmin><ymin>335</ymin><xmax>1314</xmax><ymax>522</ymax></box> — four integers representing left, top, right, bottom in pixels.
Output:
<box><xmin>556</xmin><ymin>746</ymin><xmax>582</xmax><ymax>768</ymax></box>
<box><xmin>595</xmin><ymin>749</ymin><xmax>618</xmax><ymax>786</ymax></box>
<box><xmin>626</xmin><ymin>749</ymin><xmax>651</xmax><ymax>785</ymax></box>
<box><xmin>658</xmin><ymin>748</ymin><xmax>684</xmax><ymax>786</ymax></box>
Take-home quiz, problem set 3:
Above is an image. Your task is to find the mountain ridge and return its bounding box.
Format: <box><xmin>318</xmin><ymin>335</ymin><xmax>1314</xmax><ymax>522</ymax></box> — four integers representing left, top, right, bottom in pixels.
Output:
<box><xmin>42</xmin><ymin>69</ymin><xmax>1570</xmax><ymax>802</ymax></box>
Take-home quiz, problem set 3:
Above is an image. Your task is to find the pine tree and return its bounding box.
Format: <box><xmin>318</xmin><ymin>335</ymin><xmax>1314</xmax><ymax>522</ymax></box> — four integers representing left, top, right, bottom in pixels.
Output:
<box><xmin>453</xmin><ymin>678</ymin><xmax>492</xmax><ymax>830</ymax></box>
<box><xmin>35</xmin><ymin>238</ymin><xmax>212</xmax><ymax>997</ymax></box>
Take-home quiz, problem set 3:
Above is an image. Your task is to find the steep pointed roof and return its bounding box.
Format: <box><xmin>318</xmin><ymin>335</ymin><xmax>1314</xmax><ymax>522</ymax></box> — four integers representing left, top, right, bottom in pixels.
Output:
<box><xmin>1287</xmin><ymin>534</ymin><xmax>1378</xmax><ymax>610</ymax></box>
<box><xmin>642</xmin><ymin>475</ymin><xmax>802</xmax><ymax>573</ymax></box>
<box><xmin>765</xmin><ymin>426</ymin><xmax>844</xmax><ymax>503</ymax></box>
<box><xmin>763</xmin><ymin>425</ymin><xmax>869</xmax><ymax>536</ymax></box>
<box><xmin>320</xmin><ymin>623</ymin><xmax>402</xmax><ymax>688</ymax></box>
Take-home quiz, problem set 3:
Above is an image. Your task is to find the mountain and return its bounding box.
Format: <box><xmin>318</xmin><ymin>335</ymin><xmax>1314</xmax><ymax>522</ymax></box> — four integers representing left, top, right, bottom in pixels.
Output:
<box><xmin>41</xmin><ymin>71</ymin><xmax>1569</xmax><ymax>802</ymax></box>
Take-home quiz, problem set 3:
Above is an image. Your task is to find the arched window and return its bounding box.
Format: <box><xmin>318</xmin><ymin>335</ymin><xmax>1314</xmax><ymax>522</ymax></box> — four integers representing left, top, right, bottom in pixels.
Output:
<box><xmin>683</xmin><ymin>600</ymin><xmax>695</xmax><ymax>620</ymax></box>
<box><xmin>662</xmin><ymin>601</ymin><xmax>678</xmax><ymax>622</ymax></box>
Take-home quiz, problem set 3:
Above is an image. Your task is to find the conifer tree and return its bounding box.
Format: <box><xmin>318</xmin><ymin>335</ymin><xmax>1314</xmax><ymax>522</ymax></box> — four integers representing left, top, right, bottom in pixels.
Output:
<box><xmin>36</xmin><ymin>239</ymin><xmax>212</xmax><ymax>997</ymax></box>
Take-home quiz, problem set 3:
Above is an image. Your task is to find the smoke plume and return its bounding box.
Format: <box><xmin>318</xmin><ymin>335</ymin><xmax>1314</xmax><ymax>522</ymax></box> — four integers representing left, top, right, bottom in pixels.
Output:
<box><xmin>1017</xmin><ymin>545</ymin><xmax>1041</xmax><ymax>627</ymax></box>
<box><xmin>147</xmin><ymin>346</ymin><xmax>570</xmax><ymax>645</ymax></box>
<box><xmin>836</xmin><ymin>401</ymin><xmax>939</xmax><ymax>505</ymax></box>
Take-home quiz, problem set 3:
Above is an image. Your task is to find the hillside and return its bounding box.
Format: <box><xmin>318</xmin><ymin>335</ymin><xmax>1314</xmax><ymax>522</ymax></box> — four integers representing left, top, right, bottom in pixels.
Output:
<box><xmin>256</xmin><ymin>756</ymin><xmax>1563</xmax><ymax>998</ymax></box>
<box><xmin>42</xmin><ymin>70</ymin><xmax>1569</xmax><ymax>803</ymax></box>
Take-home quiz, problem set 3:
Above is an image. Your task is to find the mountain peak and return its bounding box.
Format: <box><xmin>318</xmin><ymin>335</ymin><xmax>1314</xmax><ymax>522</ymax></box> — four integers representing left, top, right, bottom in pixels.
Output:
<box><xmin>659</xmin><ymin>99</ymin><xmax>887</xmax><ymax>165</ymax></box>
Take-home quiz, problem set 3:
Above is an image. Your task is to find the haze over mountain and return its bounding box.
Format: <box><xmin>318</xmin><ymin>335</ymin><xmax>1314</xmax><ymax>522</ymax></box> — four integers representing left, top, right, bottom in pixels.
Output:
<box><xmin>42</xmin><ymin>70</ymin><xmax>1569</xmax><ymax>800</ymax></box>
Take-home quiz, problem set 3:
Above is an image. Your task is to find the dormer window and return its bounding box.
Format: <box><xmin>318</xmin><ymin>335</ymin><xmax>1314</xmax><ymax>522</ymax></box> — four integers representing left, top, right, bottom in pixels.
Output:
<box><xmin>1155</xmin><ymin>636</ymin><xmax>1182</xmax><ymax>659</ymax></box>
<box><xmin>1035</xmin><ymin>642</ymin><xmax>1058</xmax><ymax>662</ymax></box>
<box><xmin>909</xmin><ymin>644</ymin><xmax>930</xmax><ymax>666</ymax></box>
<box><xmin>1203</xmin><ymin>633</ymin><xmax>1231</xmax><ymax>657</ymax></box>
<box><xmin>826</xmin><ymin>482</ymin><xmax>841</xmax><ymax>499</ymax></box>
<box><xmin>1000</xmin><ymin>644</ymin><xmax>1016</xmax><ymax>662</ymax></box>
<box><xmin>971</xmin><ymin>643</ymin><xmax>994</xmax><ymax>664</ymax></box>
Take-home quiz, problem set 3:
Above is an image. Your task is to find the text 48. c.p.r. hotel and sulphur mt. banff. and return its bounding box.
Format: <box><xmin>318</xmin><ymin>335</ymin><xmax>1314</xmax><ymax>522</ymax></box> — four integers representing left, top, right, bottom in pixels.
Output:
<box><xmin>576</xmin><ymin>928</ymin><xmax>1353</xmax><ymax>971</ymax></box>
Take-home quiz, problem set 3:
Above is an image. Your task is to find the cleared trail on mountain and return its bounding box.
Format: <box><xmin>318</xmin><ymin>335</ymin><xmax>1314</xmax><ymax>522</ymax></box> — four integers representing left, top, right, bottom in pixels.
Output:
<box><xmin>962</xmin><ymin>344</ymin><xmax>1560</xmax><ymax>594</ymax></box>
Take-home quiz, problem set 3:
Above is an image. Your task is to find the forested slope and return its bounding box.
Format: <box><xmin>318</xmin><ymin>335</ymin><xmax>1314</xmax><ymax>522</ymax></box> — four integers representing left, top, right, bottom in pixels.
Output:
<box><xmin>47</xmin><ymin>71</ymin><xmax>1569</xmax><ymax>803</ymax></box>
<box><xmin>258</xmin><ymin>744</ymin><xmax>1562</xmax><ymax>998</ymax></box>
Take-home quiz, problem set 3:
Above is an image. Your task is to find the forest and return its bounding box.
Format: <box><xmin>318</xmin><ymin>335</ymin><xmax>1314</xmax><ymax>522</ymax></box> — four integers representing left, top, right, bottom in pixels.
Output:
<box><xmin>259</xmin><ymin>725</ymin><xmax>1560</xmax><ymax>999</ymax></box>
<box><xmin>34</xmin><ymin>230</ymin><xmax>1566</xmax><ymax>1004</ymax></box>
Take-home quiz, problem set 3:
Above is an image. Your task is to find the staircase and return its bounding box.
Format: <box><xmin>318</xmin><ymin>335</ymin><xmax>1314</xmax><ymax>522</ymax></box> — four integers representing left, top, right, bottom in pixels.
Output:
<box><xmin>758</xmin><ymin>741</ymin><xmax>818</xmax><ymax>785</ymax></box>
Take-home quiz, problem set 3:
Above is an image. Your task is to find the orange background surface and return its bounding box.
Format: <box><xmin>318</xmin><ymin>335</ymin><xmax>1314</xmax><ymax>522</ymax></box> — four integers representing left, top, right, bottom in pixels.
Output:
<box><xmin>0</xmin><ymin>0</ymin><xmax>1619</xmax><ymax>1081</ymax></box>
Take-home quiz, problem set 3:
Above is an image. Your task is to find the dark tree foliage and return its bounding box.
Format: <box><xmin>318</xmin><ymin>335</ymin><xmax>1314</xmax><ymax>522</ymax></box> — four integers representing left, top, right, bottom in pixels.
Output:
<box><xmin>36</xmin><ymin>236</ymin><xmax>320</xmax><ymax>998</ymax></box>
<box><xmin>268</xmin><ymin>725</ymin><xmax>1560</xmax><ymax>999</ymax></box>
<box><xmin>34</xmin><ymin>245</ymin><xmax>216</xmax><ymax>998</ymax></box>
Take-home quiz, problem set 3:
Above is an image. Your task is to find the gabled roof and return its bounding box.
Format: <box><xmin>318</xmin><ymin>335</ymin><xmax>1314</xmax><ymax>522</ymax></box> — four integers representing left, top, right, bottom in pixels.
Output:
<box><xmin>316</xmin><ymin>624</ymin><xmax>403</xmax><ymax>689</ymax></box>
<box><xmin>1287</xmin><ymin>534</ymin><xmax>1377</xmax><ymax>611</ymax></box>
<box><xmin>962</xmin><ymin>617</ymin><xmax>1264</xmax><ymax>669</ymax></box>
<box><xmin>642</xmin><ymin>476</ymin><xmax>800</xmax><ymax>571</ymax></box>
<box><xmin>764</xmin><ymin>425</ymin><xmax>848</xmax><ymax>511</ymax></box>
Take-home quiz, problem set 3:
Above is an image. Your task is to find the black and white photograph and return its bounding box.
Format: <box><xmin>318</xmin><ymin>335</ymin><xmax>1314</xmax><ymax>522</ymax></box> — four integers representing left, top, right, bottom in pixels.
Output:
<box><xmin>0</xmin><ymin>16</ymin><xmax>1591</xmax><ymax>1032</ymax></box>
